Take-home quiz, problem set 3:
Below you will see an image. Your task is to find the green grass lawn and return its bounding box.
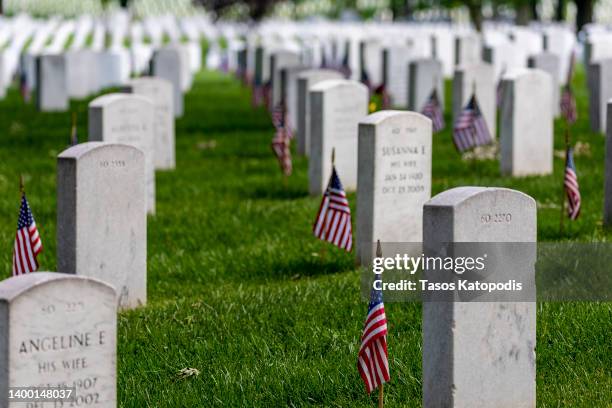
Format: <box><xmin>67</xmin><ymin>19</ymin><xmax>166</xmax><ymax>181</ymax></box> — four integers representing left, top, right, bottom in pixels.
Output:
<box><xmin>0</xmin><ymin>65</ymin><xmax>610</xmax><ymax>407</ymax></box>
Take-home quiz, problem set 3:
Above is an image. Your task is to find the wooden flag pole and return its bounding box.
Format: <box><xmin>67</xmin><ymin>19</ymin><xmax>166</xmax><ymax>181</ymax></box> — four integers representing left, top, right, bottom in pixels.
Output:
<box><xmin>19</xmin><ymin>174</ymin><xmax>24</xmax><ymax>195</ymax></box>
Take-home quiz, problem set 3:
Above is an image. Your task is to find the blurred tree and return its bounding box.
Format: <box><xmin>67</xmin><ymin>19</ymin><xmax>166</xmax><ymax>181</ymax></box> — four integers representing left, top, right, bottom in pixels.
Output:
<box><xmin>100</xmin><ymin>0</ymin><xmax>131</xmax><ymax>8</ymax></box>
<box><xmin>390</xmin><ymin>0</ymin><xmax>415</xmax><ymax>20</ymax></box>
<box><xmin>464</xmin><ymin>0</ymin><xmax>483</xmax><ymax>31</ymax></box>
<box><xmin>574</xmin><ymin>0</ymin><xmax>595</xmax><ymax>31</ymax></box>
<box><xmin>192</xmin><ymin>0</ymin><xmax>281</xmax><ymax>20</ymax></box>
<box><xmin>515</xmin><ymin>0</ymin><xmax>534</xmax><ymax>24</ymax></box>
<box><xmin>555</xmin><ymin>0</ymin><xmax>566</xmax><ymax>21</ymax></box>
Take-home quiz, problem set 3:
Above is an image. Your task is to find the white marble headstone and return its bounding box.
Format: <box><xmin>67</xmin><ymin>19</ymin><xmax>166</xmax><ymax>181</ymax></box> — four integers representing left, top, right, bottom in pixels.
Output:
<box><xmin>356</xmin><ymin>110</ymin><xmax>432</xmax><ymax>265</ymax></box>
<box><xmin>500</xmin><ymin>69</ymin><xmax>553</xmax><ymax>176</ymax></box>
<box><xmin>270</xmin><ymin>50</ymin><xmax>300</xmax><ymax>108</ymax></box>
<box><xmin>152</xmin><ymin>47</ymin><xmax>184</xmax><ymax>118</ymax></box>
<box><xmin>453</xmin><ymin>63</ymin><xmax>496</xmax><ymax>137</ymax></box>
<box><xmin>124</xmin><ymin>77</ymin><xmax>175</xmax><ymax>170</ymax></box>
<box><xmin>588</xmin><ymin>59</ymin><xmax>612</xmax><ymax>133</ymax></box>
<box><xmin>36</xmin><ymin>54</ymin><xmax>68</xmax><ymax>112</ymax></box>
<box><xmin>455</xmin><ymin>34</ymin><xmax>482</xmax><ymax>67</ymax></box>
<box><xmin>528</xmin><ymin>53</ymin><xmax>561</xmax><ymax>117</ymax></box>
<box><xmin>308</xmin><ymin>79</ymin><xmax>369</xmax><ymax>195</ymax></box>
<box><xmin>296</xmin><ymin>69</ymin><xmax>344</xmax><ymax>156</ymax></box>
<box><xmin>408</xmin><ymin>59</ymin><xmax>444</xmax><ymax>112</ymax></box>
<box><xmin>57</xmin><ymin>142</ymin><xmax>147</xmax><ymax>310</ymax></box>
<box><xmin>383</xmin><ymin>45</ymin><xmax>414</xmax><ymax>108</ymax></box>
<box><xmin>0</xmin><ymin>272</ymin><xmax>116</xmax><ymax>405</ymax></box>
<box><xmin>423</xmin><ymin>187</ymin><xmax>536</xmax><ymax>408</ymax></box>
<box><xmin>88</xmin><ymin>94</ymin><xmax>156</xmax><ymax>214</ymax></box>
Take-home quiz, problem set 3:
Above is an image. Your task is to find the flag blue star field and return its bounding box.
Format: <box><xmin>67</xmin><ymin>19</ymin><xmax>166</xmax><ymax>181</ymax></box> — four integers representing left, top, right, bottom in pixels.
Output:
<box><xmin>12</xmin><ymin>193</ymin><xmax>42</xmax><ymax>276</ymax></box>
<box><xmin>312</xmin><ymin>166</ymin><xmax>352</xmax><ymax>251</ymax></box>
<box><xmin>358</xmin><ymin>284</ymin><xmax>389</xmax><ymax>394</ymax></box>
<box><xmin>453</xmin><ymin>94</ymin><xmax>492</xmax><ymax>152</ymax></box>
<box><xmin>564</xmin><ymin>147</ymin><xmax>581</xmax><ymax>220</ymax></box>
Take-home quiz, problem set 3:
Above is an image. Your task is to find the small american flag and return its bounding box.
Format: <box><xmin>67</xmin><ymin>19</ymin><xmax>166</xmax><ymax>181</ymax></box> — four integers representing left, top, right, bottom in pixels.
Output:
<box><xmin>313</xmin><ymin>166</ymin><xmax>352</xmax><ymax>251</ymax></box>
<box><xmin>12</xmin><ymin>193</ymin><xmax>42</xmax><ymax>276</ymax></box>
<box><xmin>360</xmin><ymin>68</ymin><xmax>372</xmax><ymax>93</ymax></box>
<box><xmin>421</xmin><ymin>89</ymin><xmax>445</xmax><ymax>132</ymax></box>
<box><xmin>560</xmin><ymin>85</ymin><xmax>577</xmax><ymax>124</ymax></box>
<box><xmin>453</xmin><ymin>95</ymin><xmax>492</xmax><ymax>152</ymax></box>
<box><xmin>564</xmin><ymin>147</ymin><xmax>581</xmax><ymax>220</ymax></box>
<box><xmin>496</xmin><ymin>77</ymin><xmax>504</xmax><ymax>108</ymax></box>
<box><xmin>339</xmin><ymin>52</ymin><xmax>351</xmax><ymax>79</ymax></box>
<box><xmin>272</xmin><ymin>101</ymin><xmax>293</xmax><ymax>139</ymax></box>
<box><xmin>358</xmin><ymin>282</ymin><xmax>389</xmax><ymax>394</ymax></box>
<box><xmin>19</xmin><ymin>70</ymin><xmax>30</xmax><ymax>103</ymax></box>
<box><xmin>374</xmin><ymin>84</ymin><xmax>391</xmax><ymax>109</ymax></box>
<box><xmin>320</xmin><ymin>53</ymin><xmax>329</xmax><ymax>69</ymax></box>
<box><xmin>271</xmin><ymin>127</ymin><xmax>292</xmax><ymax>176</ymax></box>
<box><xmin>263</xmin><ymin>82</ymin><xmax>272</xmax><ymax>112</ymax></box>
<box><xmin>251</xmin><ymin>85</ymin><xmax>264</xmax><ymax>107</ymax></box>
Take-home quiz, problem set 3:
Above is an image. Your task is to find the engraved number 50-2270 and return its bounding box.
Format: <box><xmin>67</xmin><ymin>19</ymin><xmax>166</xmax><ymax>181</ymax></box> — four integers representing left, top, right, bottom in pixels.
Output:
<box><xmin>481</xmin><ymin>213</ymin><xmax>512</xmax><ymax>223</ymax></box>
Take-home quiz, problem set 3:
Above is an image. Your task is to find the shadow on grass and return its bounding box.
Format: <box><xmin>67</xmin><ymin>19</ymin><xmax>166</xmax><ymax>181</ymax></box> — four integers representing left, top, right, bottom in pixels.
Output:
<box><xmin>241</xmin><ymin>183</ymin><xmax>310</xmax><ymax>200</ymax></box>
<box><xmin>247</xmin><ymin>253</ymin><xmax>357</xmax><ymax>282</ymax></box>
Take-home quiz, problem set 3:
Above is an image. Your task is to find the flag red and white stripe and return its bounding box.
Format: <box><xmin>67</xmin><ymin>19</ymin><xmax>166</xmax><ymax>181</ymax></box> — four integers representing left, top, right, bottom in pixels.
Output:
<box><xmin>271</xmin><ymin>127</ymin><xmax>292</xmax><ymax>176</ymax></box>
<box><xmin>358</xmin><ymin>286</ymin><xmax>389</xmax><ymax>394</ymax></box>
<box><xmin>12</xmin><ymin>194</ymin><xmax>42</xmax><ymax>276</ymax></box>
<box><xmin>564</xmin><ymin>147</ymin><xmax>581</xmax><ymax>220</ymax></box>
<box><xmin>313</xmin><ymin>167</ymin><xmax>352</xmax><ymax>251</ymax></box>
<box><xmin>421</xmin><ymin>89</ymin><xmax>445</xmax><ymax>132</ymax></box>
<box><xmin>453</xmin><ymin>94</ymin><xmax>492</xmax><ymax>152</ymax></box>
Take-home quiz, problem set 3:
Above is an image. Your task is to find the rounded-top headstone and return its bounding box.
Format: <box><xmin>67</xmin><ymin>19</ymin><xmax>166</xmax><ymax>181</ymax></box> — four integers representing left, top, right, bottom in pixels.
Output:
<box><xmin>57</xmin><ymin>142</ymin><xmax>146</xmax><ymax>310</ymax></box>
<box><xmin>308</xmin><ymin>79</ymin><xmax>369</xmax><ymax>195</ymax></box>
<box><xmin>0</xmin><ymin>272</ymin><xmax>116</xmax><ymax>406</ymax></box>
<box><xmin>88</xmin><ymin>93</ymin><xmax>156</xmax><ymax>214</ymax></box>
<box><xmin>500</xmin><ymin>68</ymin><xmax>553</xmax><ymax>177</ymax></box>
<box><xmin>296</xmin><ymin>69</ymin><xmax>344</xmax><ymax>156</ymax></box>
<box><xmin>423</xmin><ymin>186</ymin><xmax>536</xmax><ymax>408</ymax></box>
<box><xmin>124</xmin><ymin>77</ymin><xmax>175</xmax><ymax>170</ymax></box>
<box><xmin>357</xmin><ymin>110</ymin><xmax>432</xmax><ymax>264</ymax></box>
<box><xmin>152</xmin><ymin>47</ymin><xmax>184</xmax><ymax>117</ymax></box>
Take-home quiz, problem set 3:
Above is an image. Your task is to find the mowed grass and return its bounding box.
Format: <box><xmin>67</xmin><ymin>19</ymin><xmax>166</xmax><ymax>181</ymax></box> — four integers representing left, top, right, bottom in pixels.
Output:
<box><xmin>0</xmin><ymin>64</ymin><xmax>609</xmax><ymax>407</ymax></box>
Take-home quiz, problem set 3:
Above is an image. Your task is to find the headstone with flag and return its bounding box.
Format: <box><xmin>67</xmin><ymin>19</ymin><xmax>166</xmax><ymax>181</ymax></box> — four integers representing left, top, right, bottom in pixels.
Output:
<box><xmin>453</xmin><ymin>94</ymin><xmax>492</xmax><ymax>152</ymax></box>
<box><xmin>313</xmin><ymin>163</ymin><xmax>352</xmax><ymax>251</ymax></box>
<box><xmin>421</xmin><ymin>89</ymin><xmax>445</xmax><ymax>132</ymax></box>
<box><xmin>12</xmin><ymin>182</ymin><xmax>42</xmax><ymax>276</ymax></box>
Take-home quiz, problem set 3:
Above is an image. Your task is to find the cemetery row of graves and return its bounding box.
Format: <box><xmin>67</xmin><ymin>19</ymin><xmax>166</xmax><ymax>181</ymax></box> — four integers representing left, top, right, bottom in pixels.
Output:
<box><xmin>0</xmin><ymin>11</ymin><xmax>609</xmax><ymax>406</ymax></box>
